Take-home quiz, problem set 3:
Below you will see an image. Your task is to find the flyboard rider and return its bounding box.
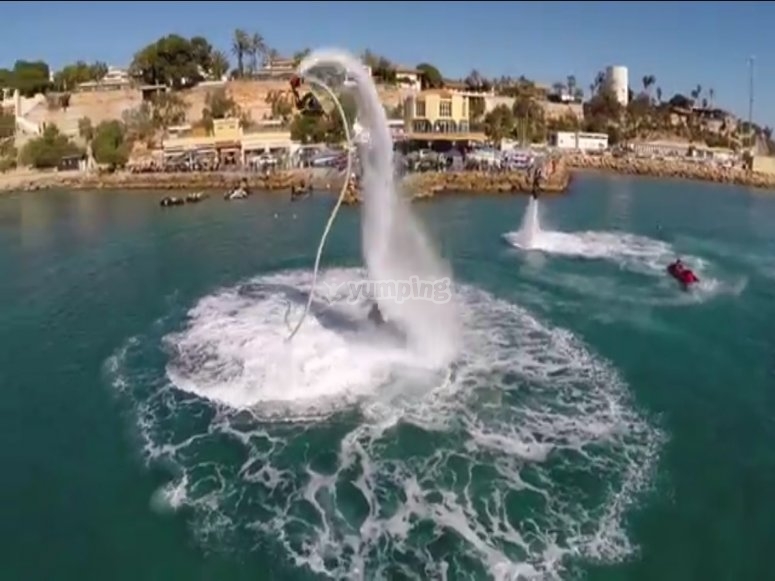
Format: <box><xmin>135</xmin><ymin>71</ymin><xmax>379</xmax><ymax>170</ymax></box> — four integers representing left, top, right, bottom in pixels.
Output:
<box><xmin>288</xmin><ymin>74</ymin><xmax>386</xmax><ymax>326</ymax></box>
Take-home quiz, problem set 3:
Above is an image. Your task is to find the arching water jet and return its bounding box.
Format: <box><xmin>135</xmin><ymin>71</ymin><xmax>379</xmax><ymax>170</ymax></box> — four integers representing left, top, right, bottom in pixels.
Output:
<box><xmin>299</xmin><ymin>49</ymin><xmax>460</xmax><ymax>367</ymax></box>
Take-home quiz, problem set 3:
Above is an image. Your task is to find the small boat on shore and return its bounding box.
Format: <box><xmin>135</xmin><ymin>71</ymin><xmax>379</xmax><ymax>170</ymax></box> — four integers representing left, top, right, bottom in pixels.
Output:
<box><xmin>160</xmin><ymin>196</ymin><xmax>185</xmax><ymax>207</ymax></box>
<box><xmin>186</xmin><ymin>192</ymin><xmax>206</xmax><ymax>203</ymax></box>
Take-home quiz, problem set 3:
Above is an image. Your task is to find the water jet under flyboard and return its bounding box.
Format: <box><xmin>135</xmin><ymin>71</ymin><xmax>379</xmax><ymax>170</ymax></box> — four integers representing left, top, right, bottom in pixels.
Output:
<box><xmin>503</xmin><ymin>196</ymin><xmax>542</xmax><ymax>250</ymax></box>
<box><xmin>288</xmin><ymin>49</ymin><xmax>460</xmax><ymax>369</ymax></box>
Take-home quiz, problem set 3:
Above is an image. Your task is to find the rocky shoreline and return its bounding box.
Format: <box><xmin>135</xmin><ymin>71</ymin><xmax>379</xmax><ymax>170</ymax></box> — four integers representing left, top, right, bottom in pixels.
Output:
<box><xmin>0</xmin><ymin>169</ymin><xmax>310</xmax><ymax>194</ymax></box>
<box><xmin>565</xmin><ymin>153</ymin><xmax>775</xmax><ymax>190</ymax></box>
<box><xmin>2</xmin><ymin>153</ymin><xmax>775</xmax><ymax>196</ymax></box>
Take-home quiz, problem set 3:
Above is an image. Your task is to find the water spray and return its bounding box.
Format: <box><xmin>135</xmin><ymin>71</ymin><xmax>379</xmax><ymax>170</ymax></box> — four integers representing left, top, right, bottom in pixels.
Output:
<box><xmin>284</xmin><ymin>74</ymin><xmax>354</xmax><ymax>342</ymax></box>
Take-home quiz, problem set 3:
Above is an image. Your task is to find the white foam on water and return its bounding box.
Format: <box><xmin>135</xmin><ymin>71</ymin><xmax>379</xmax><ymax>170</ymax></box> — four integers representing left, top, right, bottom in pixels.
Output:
<box><xmin>163</xmin><ymin>269</ymin><xmax>444</xmax><ymax>420</ymax></box>
<box><xmin>106</xmin><ymin>268</ymin><xmax>663</xmax><ymax>580</ymax></box>
<box><xmin>504</xmin><ymin>225</ymin><xmax>744</xmax><ymax>306</ymax></box>
<box><xmin>299</xmin><ymin>49</ymin><xmax>460</xmax><ymax>369</ymax></box>
<box><xmin>511</xmin><ymin>198</ymin><xmax>541</xmax><ymax>249</ymax></box>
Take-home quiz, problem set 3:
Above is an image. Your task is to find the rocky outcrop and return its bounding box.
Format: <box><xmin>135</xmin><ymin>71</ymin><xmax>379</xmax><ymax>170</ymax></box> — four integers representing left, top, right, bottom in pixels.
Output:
<box><xmin>404</xmin><ymin>166</ymin><xmax>569</xmax><ymax>199</ymax></box>
<box><xmin>566</xmin><ymin>153</ymin><xmax>775</xmax><ymax>189</ymax></box>
<box><xmin>341</xmin><ymin>159</ymin><xmax>571</xmax><ymax>204</ymax></box>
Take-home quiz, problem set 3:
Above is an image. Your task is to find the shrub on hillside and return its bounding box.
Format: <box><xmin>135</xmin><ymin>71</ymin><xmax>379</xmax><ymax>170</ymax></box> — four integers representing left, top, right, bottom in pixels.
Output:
<box><xmin>20</xmin><ymin>125</ymin><xmax>83</xmax><ymax>169</ymax></box>
<box><xmin>92</xmin><ymin>121</ymin><xmax>131</xmax><ymax>169</ymax></box>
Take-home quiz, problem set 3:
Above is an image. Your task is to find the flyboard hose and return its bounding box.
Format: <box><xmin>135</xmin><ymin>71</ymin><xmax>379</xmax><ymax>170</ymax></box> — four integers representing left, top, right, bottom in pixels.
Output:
<box><xmin>284</xmin><ymin>75</ymin><xmax>354</xmax><ymax>342</ymax></box>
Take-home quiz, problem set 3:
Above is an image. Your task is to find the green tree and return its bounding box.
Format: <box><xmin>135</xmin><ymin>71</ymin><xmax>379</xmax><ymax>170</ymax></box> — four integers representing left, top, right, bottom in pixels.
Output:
<box><xmin>3</xmin><ymin>60</ymin><xmax>52</xmax><ymax>96</ymax></box>
<box><xmin>288</xmin><ymin>91</ymin><xmax>356</xmax><ymax>144</ymax></box>
<box><xmin>512</xmin><ymin>95</ymin><xmax>546</xmax><ymax>143</ymax></box>
<box><xmin>0</xmin><ymin>68</ymin><xmax>13</xmax><ymax>89</ymax></box>
<box><xmin>668</xmin><ymin>93</ymin><xmax>692</xmax><ymax>109</ymax></box>
<box><xmin>53</xmin><ymin>61</ymin><xmax>107</xmax><ymax>91</ymax></box>
<box><xmin>289</xmin><ymin>114</ymin><xmax>327</xmax><ymax>144</ymax></box>
<box><xmin>91</xmin><ymin>120</ymin><xmax>131</xmax><ymax>169</ymax></box>
<box><xmin>265</xmin><ymin>90</ymin><xmax>294</xmax><ymax>124</ymax></box>
<box><xmin>547</xmin><ymin>112</ymin><xmax>579</xmax><ymax>133</ymax></box>
<box><xmin>202</xmin><ymin>88</ymin><xmax>239</xmax><ymax>132</ymax></box>
<box><xmin>20</xmin><ymin>124</ymin><xmax>82</xmax><ymax>169</ymax></box>
<box><xmin>150</xmin><ymin>91</ymin><xmax>187</xmax><ymax>128</ymax></box>
<box><xmin>210</xmin><ymin>51</ymin><xmax>230</xmax><ymax>80</ymax></box>
<box><xmin>0</xmin><ymin>144</ymin><xmax>16</xmax><ymax>172</ymax></box>
<box><xmin>582</xmin><ymin>87</ymin><xmax>623</xmax><ymax>134</ymax></box>
<box><xmin>325</xmin><ymin>92</ymin><xmax>357</xmax><ymax>143</ymax></box>
<box><xmin>373</xmin><ymin>58</ymin><xmax>396</xmax><ymax>83</ymax></box>
<box><xmin>78</xmin><ymin>117</ymin><xmax>94</xmax><ymax>142</ymax></box>
<box><xmin>483</xmin><ymin>104</ymin><xmax>515</xmax><ymax>142</ymax></box>
<box><xmin>0</xmin><ymin>109</ymin><xmax>14</xmax><ymax>139</ymax></box>
<box><xmin>416</xmin><ymin>63</ymin><xmax>444</xmax><ymax>89</ymax></box>
<box><xmin>0</xmin><ymin>108</ymin><xmax>16</xmax><ymax>172</ymax></box>
<box><xmin>122</xmin><ymin>103</ymin><xmax>155</xmax><ymax>144</ymax></box>
<box><xmin>130</xmin><ymin>35</ymin><xmax>203</xmax><ymax>88</ymax></box>
<box><xmin>190</xmin><ymin>36</ymin><xmax>214</xmax><ymax>74</ymax></box>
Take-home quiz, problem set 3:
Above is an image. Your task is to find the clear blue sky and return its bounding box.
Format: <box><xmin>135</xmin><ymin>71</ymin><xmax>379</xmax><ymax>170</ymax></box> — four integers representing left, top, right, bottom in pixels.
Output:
<box><xmin>2</xmin><ymin>1</ymin><xmax>772</xmax><ymax>126</ymax></box>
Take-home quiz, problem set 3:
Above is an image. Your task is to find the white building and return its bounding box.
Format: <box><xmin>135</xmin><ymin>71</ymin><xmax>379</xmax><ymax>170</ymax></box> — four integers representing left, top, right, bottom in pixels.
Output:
<box><xmin>395</xmin><ymin>67</ymin><xmax>422</xmax><ymax>92</ymax></box>
<box><xmin>605</xmin><ymin>65</ymin><xmax>629</xmax><ymax>107</ymax></box>
<box><xmin>550</xmin><ymin>131</ymin><xmax>609</xmax><ymax>152</ymax></box>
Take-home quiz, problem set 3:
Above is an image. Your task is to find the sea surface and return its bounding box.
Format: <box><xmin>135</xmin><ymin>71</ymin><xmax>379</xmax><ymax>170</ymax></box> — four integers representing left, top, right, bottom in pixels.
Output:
<box><xmin>1</xmin><ymin>174</ymin><xmax>774</xmax><ymax>580</ymax></box>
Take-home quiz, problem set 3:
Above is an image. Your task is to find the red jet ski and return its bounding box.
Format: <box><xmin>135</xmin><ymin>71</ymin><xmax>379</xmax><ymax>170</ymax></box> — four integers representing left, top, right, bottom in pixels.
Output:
<box><xmin>667</xmin><ymin>259</ymin><xmax>699</xmax><ymax>290</ymax></box>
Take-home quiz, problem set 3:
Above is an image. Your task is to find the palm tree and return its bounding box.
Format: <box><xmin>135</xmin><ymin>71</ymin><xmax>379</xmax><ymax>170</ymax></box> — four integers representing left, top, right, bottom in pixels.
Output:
<box><xmin>231</xmin><ymin>29</ymin><xmax>250</xmax><ymax>77</ymax></box>
<box><xmin>591</xmin><ymin>71</ymin><xmax>606</xmax><ymax>95</ymax></box>
<box><xmin>642</xmin><ymin>74</ymin><xmax>656</xmax><ymax>97</ymax></box>
<box><xmin>210</xmin><ymin>51</ymin><xmax>230</xmax><ymax>80</ymax></box>
<box><xmin>250</xmin><ymin>33</ymin><xmax>267</xmax><ymax>73</ymax></box>
<box><xmin>656</xmin><ymin>86</ymin><xmax>663</xmax><ymax>104</ymax></box>
<box><xmin>293</xmin><ymin>48</ymin><xmax>311</xmax><ymax>67</ymax></box>
<box><xmin>566</xmin><ymin>75</ymin><xmax>577</xmax><ymax>96</ymax></box>
<box><xmin>465</xmin><ymin>69</ymin><xmax>483</xmax><ymax>90</ymax></box>
<box><xmin>709</xmin><ymin>87</ymin><xmax>715</xmax><ymax>108</ymax></box>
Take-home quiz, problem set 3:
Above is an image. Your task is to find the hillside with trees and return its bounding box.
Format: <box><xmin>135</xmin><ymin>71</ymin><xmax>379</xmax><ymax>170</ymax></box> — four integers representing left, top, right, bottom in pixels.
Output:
<box><xmin>2</xmin><ymin>29</ymin><xmax>772</xmax><ymax>170</ymax></box>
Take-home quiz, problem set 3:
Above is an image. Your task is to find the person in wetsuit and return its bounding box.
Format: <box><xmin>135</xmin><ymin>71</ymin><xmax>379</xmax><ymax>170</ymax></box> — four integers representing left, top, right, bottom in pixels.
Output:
<box><xmin>368</xmin><ymin>302</ymin><xmax>385</xmax><ymax>326</ymax></box>
<box><xmin>530</xmin><ymin>166</ymin><xmax>542</xmax><ymax>199</ymax></box>
<box><xmin>289</xmin><ymin>75</ymin><xmax>324</xmax><ymax>116</ymax></box>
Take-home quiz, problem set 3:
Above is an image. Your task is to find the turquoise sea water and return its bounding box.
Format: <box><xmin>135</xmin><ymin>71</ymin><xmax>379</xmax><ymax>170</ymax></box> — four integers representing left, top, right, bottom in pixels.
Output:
<box><xmin>1</xmin><ymin>174</ymin><xmax>774</xmax><ymax>580</ymax></box>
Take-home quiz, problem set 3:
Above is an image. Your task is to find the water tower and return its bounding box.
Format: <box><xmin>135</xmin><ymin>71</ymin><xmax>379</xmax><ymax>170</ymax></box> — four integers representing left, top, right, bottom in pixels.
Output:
<box><xmin>605</xmin><ymin>65</ymin><xmax>629</xmax><ymax>107</ymax></box>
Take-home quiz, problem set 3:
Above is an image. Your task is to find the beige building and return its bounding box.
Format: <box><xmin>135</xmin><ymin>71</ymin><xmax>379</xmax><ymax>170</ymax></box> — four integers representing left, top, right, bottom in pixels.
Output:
<box><xmin>395</xmin><ymin>67</ymin><xmax>422</xmax><ymax>92</ymax></box>
<box><xmin>752</xmin><ymin>155</ymin><xmax>775</xmax><ymax>175</ymax></box>
<box><xmin>403</xmin><ymin>89</ymin><xmax>486</xmax><ymax>143</ymax></box>
<box><xmin>162</xmin><ymin>117</ymin><xmax>294</xmax><ymax>164</ymax></box>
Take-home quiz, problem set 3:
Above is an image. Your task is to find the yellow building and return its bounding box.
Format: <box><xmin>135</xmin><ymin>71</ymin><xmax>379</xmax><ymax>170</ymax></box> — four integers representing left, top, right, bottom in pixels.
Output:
<box><xmin>403</xmin><ymin>89</ymin><xmax>486</xmax><ymax>145</ymax></box>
